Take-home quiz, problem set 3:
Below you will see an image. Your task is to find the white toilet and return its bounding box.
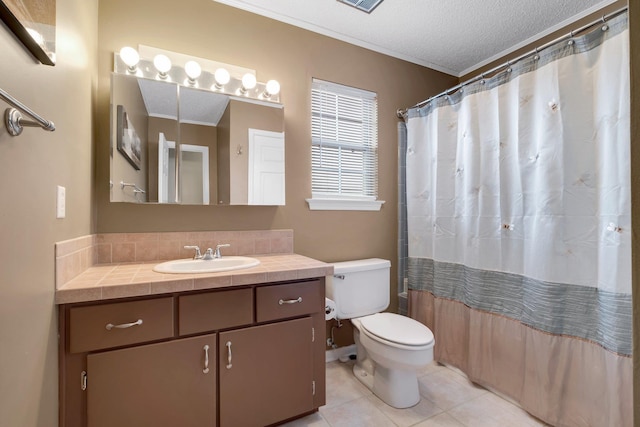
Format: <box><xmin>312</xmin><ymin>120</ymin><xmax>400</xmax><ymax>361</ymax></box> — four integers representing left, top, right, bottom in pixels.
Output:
<box><xmin>326</xmin><ymin>258</ymin><xmax>435</xmax><ymax>409</ymax></box>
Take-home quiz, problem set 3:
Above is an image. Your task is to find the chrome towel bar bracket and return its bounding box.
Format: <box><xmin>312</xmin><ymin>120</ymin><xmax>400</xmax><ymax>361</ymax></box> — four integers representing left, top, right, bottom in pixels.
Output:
<box><xmin>0</xmin><ymin>87</ymin><xmax>55</xmax><ymax>136</ymax></box>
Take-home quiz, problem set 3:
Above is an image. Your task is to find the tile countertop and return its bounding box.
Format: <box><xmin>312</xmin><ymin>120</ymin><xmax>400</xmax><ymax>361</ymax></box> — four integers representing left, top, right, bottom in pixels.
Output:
<box><xmin>56</xmin><ymin>254</ymin><xmax>334</xmax><ymax>305</ymax></box>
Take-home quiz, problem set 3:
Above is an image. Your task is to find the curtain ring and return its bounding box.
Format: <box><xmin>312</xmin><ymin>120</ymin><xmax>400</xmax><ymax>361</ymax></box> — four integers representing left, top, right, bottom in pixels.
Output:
<box><xmin>568</xmin><ymin>30</ymin><xmax>575</xmax><ymax>46</ymax></box>
<box><xmin>506</xmin><ymin>60</ymin><xmax>512</xmax><ymax>73</ymax></box>
<box><xmin>601</xmin><ymin>14</ymin><xmax>609</xmax><ymax>31</ymax></box>
<box><xmin>534</xmin><ymin>47</ymin><xmax>540</xmax><ymax>61</ymax></box>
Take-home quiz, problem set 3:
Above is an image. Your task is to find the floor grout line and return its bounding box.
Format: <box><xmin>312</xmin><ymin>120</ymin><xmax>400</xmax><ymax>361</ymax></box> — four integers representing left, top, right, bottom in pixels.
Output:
<box><xmin>285</xmin><ymin>360</ymin><xmax>548</xmax><ymax>427</ymax></box>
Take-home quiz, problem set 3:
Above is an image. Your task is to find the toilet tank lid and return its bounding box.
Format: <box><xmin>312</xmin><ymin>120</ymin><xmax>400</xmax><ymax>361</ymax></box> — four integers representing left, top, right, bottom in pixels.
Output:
<box><xmin>332</xmin><ymin>258</ymin><xmax>391</xmax><ymax>274</ymax></box>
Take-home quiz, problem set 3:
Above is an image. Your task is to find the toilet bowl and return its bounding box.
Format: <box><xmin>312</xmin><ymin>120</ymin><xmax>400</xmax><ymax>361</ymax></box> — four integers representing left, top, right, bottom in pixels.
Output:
<box><xmin>326</xmin><ymin>259</ymin><xmax>435</xmax><ymax>408</ymax></box>
<box><xmin>351</xmin><ymin>313</ymin><xmax>434</xmax><ymax>408</ymax></box>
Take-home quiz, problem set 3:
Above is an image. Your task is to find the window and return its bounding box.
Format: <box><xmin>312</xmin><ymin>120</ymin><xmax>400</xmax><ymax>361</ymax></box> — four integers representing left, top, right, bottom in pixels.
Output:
<box><xmin>307</xmin><ymin>79</ymin><xmax>384</xmax><ymax>211</ymax></box>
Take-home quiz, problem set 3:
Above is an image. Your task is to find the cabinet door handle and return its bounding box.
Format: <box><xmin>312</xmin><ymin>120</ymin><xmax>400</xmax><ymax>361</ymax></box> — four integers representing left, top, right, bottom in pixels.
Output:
<box><xmin>279</xmin><ymin>297</ymin><xmax>302</xmax><ymax>305</ymax></box>
<box><xmin>105</xmin><ymin>319</ymin><xmax>143</xmax><ymax>331</ymax></box>
<box><xmin>203</xmin><ymin>345</ymin><xmax>210</xmax><ymax>374</ymax></box>
<box><xmin>226</xmin><ymin>341</ymin><xmax>233</xmax><ymax>369</ymax></box>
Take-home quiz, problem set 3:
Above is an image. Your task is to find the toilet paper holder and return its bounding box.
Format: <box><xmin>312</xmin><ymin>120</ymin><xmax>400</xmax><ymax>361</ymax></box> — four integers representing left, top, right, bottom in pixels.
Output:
<box><xmin>324</xmin><ymin>297</ymin><xmax>337</xmax><ymax>320</ymax></box>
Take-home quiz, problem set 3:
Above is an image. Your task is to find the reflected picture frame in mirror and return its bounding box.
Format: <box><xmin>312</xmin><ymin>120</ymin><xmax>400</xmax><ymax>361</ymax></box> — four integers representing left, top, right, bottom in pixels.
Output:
<box><xmin>116</xmin><ymin>105</ymin><xmax>142</xmax><ymax>170</ymax></box>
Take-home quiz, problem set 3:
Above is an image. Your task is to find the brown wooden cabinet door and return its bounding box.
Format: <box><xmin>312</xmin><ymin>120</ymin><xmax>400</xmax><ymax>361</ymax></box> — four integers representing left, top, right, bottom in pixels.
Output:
<box><xmin>219</xmin><ymin>317</ymin><xmax>314</xmax><ymax>427</ymax></box>
<box><xmin>87</xmin><ymin>334</ymin><xmax>217</xmax><ymax>427</ymax></box>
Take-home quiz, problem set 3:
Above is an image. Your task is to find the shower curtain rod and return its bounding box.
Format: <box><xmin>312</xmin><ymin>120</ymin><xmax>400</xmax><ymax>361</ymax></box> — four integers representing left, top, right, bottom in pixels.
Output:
<box><xmin>397</xmin><ymin>5</ymin><xmax>628</xmax><ymax>119</ymax></box>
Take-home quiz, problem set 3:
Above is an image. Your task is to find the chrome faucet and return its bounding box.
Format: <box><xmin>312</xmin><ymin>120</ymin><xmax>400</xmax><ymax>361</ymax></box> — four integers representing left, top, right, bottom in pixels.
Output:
<box><xmin>214</xmin><ymin>243</ymin><xmax>231</xmax><ymax>259</ymax></box>
<box><xmin>202</xmin><ymin>248</ymin><xmax>215</xmax><ymax>260</ymax></box>
<box><xmin>185</xmin><ymin>244</ymin><xmax>230</xmax><ymax>260</ymax></box>
<box><xmin>184</xmin><ymin>245</ymin><xmax>203</xmax><ymax>260</ymax></box>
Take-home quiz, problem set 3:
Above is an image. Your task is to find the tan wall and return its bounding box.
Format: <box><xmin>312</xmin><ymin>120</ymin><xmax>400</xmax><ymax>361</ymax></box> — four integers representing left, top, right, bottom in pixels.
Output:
<box><xmin>96</xmin><ymin>0</ymin><xmax>457</xmax><ymax>316</ymax></box>
<box><xmin>0</xmin><ymin>0</ymin><xmax>97</xmax><ymax>426</ymax></box>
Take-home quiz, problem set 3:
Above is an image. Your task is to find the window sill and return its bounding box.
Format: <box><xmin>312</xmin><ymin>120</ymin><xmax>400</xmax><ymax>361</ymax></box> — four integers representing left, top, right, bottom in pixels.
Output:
<box><xmin>305</xmin><ymin>197</ymin><xmax>385</xmax><ymax>211</ymax></box>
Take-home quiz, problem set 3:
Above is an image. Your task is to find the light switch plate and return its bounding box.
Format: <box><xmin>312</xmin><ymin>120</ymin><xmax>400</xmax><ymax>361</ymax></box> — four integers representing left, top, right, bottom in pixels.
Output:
<box><xmin>56</xmin><ymin>186</ymin><xmax>66</xmax><ymax>218</ymax></box>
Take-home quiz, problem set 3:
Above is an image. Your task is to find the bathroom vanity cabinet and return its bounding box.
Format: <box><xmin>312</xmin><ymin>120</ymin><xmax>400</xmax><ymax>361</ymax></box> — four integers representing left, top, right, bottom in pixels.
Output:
<box><xmin>58</xmin><ymin>278</ymin><xmax>326</xmax><ymax>427</ymax></box>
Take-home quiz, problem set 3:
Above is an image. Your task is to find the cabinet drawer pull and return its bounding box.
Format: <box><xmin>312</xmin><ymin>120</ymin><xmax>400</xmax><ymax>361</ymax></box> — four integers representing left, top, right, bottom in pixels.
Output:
<box><xmin>226</xmin><ymin>341</ymin><xmax>233</xmax><ymax>369</ymax></box>
<box><xmin>105</xmin><ymin>319</ymin><xmax>143</xmax><ymax>331</ymax></box>
<box><xmin>203</xmin><ymin>345</ymin><xmax>210</xmax><ymax>374</ymax></box>
<box><xmin>279</xmin><ymin>297</ymin><xmax>302</xmax><ymax>305</ymax></box>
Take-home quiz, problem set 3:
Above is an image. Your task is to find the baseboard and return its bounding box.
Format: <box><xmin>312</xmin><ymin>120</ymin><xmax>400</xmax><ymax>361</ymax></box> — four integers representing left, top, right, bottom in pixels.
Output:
<box><xmin>325</xmin><ymin>344</ymin><xmax>356</xmax><ymax>363</ymax></box>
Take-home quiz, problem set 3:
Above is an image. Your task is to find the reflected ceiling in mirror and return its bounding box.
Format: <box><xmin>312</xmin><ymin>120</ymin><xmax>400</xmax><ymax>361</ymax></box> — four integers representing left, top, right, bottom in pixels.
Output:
<box><xmin>138</xmin><ymin>79</ymin><xmax>230</xmax><ymax>126</ymax></box>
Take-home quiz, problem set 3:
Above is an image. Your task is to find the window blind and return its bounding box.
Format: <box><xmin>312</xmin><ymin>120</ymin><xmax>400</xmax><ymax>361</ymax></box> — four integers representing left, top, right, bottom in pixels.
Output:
<box><xmin>311</xmin><ymin>79</ymin><xmax>378</xmax><ymax>198</ymax></box>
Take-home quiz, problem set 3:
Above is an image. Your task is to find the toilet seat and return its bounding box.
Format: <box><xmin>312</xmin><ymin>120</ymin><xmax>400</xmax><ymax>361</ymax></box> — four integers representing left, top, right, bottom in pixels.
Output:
<box><xmin>358</xmin><ymin>313</ymin><xmax>434</xmax><ymax>347</ymax></box>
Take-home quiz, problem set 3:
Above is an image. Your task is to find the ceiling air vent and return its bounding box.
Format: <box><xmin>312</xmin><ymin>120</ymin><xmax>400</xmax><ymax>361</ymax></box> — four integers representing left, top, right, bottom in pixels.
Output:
<box><xmin>337</xmin><ymin>0</ymin><xmax>384</xmax><ymax>14</ymax></box>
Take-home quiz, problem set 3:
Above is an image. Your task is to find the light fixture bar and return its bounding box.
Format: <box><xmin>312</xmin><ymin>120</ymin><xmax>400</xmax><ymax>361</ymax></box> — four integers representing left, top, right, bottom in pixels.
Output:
<box><xmin>138</xmin><ymin>45</ymin><xmax>253</xmax><ymax>82</ymax></box>
<box><xmin>113</xmin><ymin>45</ymin><xmax>281</xmax><ymax>104</ymax></box>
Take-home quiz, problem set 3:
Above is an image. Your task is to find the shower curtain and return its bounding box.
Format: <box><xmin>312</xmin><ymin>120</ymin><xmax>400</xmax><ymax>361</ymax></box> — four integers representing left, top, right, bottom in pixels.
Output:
<box><xmin>404</xmin><ymin>12</ymin><xmax>631</xmax><ymax>427</ymax></box>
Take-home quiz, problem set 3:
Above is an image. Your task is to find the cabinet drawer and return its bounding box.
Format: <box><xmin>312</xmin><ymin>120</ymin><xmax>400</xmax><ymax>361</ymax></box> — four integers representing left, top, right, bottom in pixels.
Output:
<box><xmin>179</xmin><ymin>288</ymin><xmax>253</xmax><ymax>336</ymax></box>
<box><xmin>256</xmin><ymin>280</ymin><xmax>322</xmax><ymax>322</ymax></box>
<box><xmin>69</xmin><ymin>298</ymin><xmax>174</xmax><ymax>353</ymax></box>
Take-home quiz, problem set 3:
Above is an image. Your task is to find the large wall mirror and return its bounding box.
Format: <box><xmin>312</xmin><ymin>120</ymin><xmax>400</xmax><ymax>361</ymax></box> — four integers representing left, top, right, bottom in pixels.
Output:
<box><xmin>110</xmin><ymin>47</ymin><xmax>285</xmax><ymax>206</ymax></box>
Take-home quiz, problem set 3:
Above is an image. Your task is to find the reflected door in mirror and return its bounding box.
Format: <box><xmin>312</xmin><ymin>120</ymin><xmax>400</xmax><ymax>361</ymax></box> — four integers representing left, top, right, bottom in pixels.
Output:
<box><xmin>248</xmin><ymin>129</ymin><xmax>285</xmax><ymax>205</ymax></box>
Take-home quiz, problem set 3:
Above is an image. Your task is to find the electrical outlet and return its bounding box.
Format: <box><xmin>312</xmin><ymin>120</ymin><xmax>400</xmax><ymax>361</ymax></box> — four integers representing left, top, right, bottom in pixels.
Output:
<box><xmin>56</xmin><ymin>186</ymin><xmax>66</xmax><ymax>219</ymax></box>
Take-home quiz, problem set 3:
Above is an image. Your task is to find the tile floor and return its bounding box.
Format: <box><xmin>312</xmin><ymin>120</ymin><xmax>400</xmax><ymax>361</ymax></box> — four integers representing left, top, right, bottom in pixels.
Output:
<box><xmin>282</xmin><ymin>360</ymin><xmax>550</xmax><ymax>427</ymax></box>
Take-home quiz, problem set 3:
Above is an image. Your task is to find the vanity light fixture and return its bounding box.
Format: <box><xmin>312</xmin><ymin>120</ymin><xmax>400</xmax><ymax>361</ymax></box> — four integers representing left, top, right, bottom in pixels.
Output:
<box><xmin>114</xmin><ymin>45</ymin><xmax>282</xmax><ymax>104</ymax></box>
<box><xmin>153</xmin><ymin>54</ymin><xmax>172</xmax><ymax>79</ymax></box>
<box><xmin>184</xmin><ymin>60</ymin><xmax>202</xmax><ymax>85</ymax></box>
<box><xmin>213</xmin><ymin>68</ymin><xmax>231</xmax><ymax>90</ymax></box>
<box><xmin>119</xmin><ymin>46</ymin><xmax>140</xmax><ymax>73</ymax></box>
<box><xmin>239</xmin><ymin>73</ymin><xmax>257</xmax><ymax>95</ymax></box>
<box><xmin>263</xmin><ymin>80</ymin><xmax>281</xmax><ymax>99</ymax></box>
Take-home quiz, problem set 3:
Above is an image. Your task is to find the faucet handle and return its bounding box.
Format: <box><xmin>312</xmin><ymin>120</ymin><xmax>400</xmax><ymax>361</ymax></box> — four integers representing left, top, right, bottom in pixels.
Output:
<box><xmin>184</xmin><ymin>245</ymin><xmax>202</xmax><ymax>259</ymax></box>
<box><xmin>214</xmin><ymin>243</ymin><xmax>231</xmax><ymax>258</ymax></box>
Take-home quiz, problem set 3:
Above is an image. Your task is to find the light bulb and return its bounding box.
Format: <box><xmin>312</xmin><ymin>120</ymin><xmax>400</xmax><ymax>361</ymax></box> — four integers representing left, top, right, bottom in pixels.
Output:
<box><xmin>264</xmin><ymin>80</ymin><xmax>281</xmax><ymax>98</ymax></box>
<box><xmin>184</xmin><ymin>60</ymin><xmax>201</xmax><ymax>84</ymax></box>
<box><xmin>213</xmin><ymin>68</ymin><xmax>230</xmax><ymax>89</ymax></box>
<box><xmin>153</xmin><ymin>54</ymin><xmax>172</xmax><ymax>78</ymax></box>
<box><xmin>119</xmin><ymin>46</ymin><xmax>140</xmax><ymax>72</ymax></box>
<box><xmin>240</xmin><ymin>73</ymin><xmax>257</xmax><ymax>93</ymax></box>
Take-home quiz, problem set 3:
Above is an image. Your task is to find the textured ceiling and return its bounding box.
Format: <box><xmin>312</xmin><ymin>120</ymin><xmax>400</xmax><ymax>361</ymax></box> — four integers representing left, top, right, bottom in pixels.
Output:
<box><xmin>214</xmin><ymin>0</ymin><xmax>618</xmax><ymax>76</ymax></box>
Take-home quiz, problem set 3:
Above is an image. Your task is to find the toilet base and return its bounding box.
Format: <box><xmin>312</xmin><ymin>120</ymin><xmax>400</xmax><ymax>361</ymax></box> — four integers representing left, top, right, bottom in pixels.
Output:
<box><xmin>352</xmin><ymin>362</ymin><xmax>420</xmax><ymax>409</ymax></box>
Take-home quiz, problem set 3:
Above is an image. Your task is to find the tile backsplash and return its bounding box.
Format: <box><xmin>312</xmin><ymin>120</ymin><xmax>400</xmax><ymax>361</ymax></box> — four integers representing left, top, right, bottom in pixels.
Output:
<box><xmin>55</xmin><ymin>230</ymin><xmax>294</xmax><ymax>289</ymax></box>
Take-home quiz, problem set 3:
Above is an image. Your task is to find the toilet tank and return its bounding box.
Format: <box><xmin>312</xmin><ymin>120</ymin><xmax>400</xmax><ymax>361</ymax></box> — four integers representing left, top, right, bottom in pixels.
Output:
<box><xmin>326</xmin><ymin>258</ymin><xmax>391</xmax><ymax>319</ymax></box>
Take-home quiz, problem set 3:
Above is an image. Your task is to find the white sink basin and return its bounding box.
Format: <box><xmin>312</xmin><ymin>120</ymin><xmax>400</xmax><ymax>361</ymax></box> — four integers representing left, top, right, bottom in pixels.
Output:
<box><xmin>153</xmin><ymin>256</ymin><xmax>260</xmax><ymax>274</ymax></box>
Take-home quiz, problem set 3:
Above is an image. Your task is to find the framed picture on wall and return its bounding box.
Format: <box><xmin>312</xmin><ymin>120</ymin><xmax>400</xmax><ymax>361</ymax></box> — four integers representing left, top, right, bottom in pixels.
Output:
<box><xmin>116</xmin><ymin>105</ymin><xmax>142</xmax><ymax>170</ymax></box>
<box><xmin>0</xmin><ymin>0</ymin><xmax>56</xmax><ymax>65</ymax></box>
